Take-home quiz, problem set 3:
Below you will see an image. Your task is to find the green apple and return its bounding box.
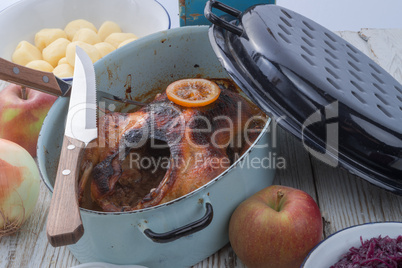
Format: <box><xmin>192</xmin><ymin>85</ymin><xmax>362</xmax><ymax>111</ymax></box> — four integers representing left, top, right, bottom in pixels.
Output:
<box><xmin>229</xmin><ymin>185</ymin><xmax>323</xmax><ymax>268</ymax></box>
<box><xmin>0</xmin><ymin>83</ymin><xmax>57</xmax><ymax>157</ymax></box>
<box><xmin>0</xmin><ymin>138</ymin><xmax>40</xmax><ymax>235</ymax></box>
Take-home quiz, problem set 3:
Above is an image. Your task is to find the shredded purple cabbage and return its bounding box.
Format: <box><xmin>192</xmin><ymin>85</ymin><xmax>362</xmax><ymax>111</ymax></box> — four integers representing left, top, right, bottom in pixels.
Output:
<box><xmin>330</xmin><ymin>235</ymin><xmax>402</xmax><ymax>268</ymax></box>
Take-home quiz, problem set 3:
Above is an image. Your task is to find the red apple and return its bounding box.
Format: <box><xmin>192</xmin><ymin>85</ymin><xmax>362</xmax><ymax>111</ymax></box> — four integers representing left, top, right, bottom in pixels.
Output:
<box><xmin>229</xmin><ymin>185</ymin><xmax>323</xmax><ymax>268</ymax></box>
<box><xmin>0</xmin><ymin>83</ymin><xmax>57</xmax><ymax>157</ymax></box>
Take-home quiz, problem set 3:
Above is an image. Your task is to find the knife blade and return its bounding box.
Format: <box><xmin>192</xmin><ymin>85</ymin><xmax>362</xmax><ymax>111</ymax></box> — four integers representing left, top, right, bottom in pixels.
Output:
<box><xmin>46</xmin><ymin>47</ymin><xmax>97</xmax><ymax>247</ymax></box>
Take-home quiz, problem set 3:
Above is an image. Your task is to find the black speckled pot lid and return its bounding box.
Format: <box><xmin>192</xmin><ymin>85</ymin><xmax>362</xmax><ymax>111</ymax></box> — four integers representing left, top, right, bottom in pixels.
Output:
<box><xmin>205</xmin><ymin>1</ymin><xmax>402</xmax><ymax>194</ymax></box>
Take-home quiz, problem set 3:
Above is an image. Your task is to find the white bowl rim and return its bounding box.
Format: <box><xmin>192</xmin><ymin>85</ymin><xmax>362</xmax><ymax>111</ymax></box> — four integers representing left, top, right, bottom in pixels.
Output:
<box><xmin>0</xmin><ymin>0</ymin><xmax>171</xmax><ymax>81</ymax></box>
<box><xmin>302</xmin><ymin>221</ymin><xmax>402</xmax><ymax>267</ymax></box>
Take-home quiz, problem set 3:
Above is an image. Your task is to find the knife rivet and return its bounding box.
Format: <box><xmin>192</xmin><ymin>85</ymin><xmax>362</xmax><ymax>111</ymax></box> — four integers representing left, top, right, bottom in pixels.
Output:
<box><xmin>13</xmin><ymin>67</ymin><xmax>19</xmax><ymax>74</ymax></box>
<box><xmin>43</xmin><ymin>75</ymin><xmax>49</xmax><ymax>83</ymax></box>
<box><xmin>67</xmin><ymin>145</ymin><xmax>76</xmax><ymax>150</ymax></box>
<box><xmin>62</xmin><ymin>169</ymin><xmax>71</xmax><ymax>176</ymax></box>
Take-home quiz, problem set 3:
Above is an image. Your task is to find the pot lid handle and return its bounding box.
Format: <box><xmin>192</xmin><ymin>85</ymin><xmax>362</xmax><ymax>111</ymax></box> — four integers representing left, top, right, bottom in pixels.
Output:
<box><xmin>204</xmin><ymin>0</ymin><xmax>243</xmax><ymax>36</ymax></box>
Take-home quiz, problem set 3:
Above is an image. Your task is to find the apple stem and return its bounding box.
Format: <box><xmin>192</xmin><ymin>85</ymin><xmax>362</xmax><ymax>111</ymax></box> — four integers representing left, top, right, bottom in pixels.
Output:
<box><xmin>21</xmin><ymin>86</ymin><xmax>27</xmax><ymax>100</ymax></box>
<box><xmin>275</xmin><ymin>190</ymin><xmax>284</xmax><ymax>211</ymax></box>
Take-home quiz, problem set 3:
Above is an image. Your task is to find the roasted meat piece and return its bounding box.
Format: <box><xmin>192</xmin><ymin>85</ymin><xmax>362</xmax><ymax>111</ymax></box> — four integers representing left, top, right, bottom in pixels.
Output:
<box><xmin>79</xmin><ymin>80</ymin><xmax>265</xmax><ymax>212</ymax></box>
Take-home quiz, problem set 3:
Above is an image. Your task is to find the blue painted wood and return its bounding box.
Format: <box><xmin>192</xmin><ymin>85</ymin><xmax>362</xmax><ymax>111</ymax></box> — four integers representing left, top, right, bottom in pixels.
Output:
<box><xmin>179</xmin><ymin>0</ymin><xmax>275</xmax><ymax>26</ymax></box>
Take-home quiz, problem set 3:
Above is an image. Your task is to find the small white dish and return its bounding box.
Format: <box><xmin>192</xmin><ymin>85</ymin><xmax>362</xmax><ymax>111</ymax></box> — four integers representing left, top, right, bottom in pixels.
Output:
<box><xmin>0</xmin><ymin>0</ymin><xmax>171</xmax><ymax>81</ymax></box>
<box><xmin>302</xmin><ymin>222</ymin><xmax>402</xmax><ymax>267</ymax></box>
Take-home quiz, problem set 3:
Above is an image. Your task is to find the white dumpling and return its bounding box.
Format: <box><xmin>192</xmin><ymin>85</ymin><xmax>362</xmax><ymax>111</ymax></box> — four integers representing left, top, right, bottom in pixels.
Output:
<box><xmin>72</xmin><ymin>28</ymin><xmax>101</xmax><ymax>45</ymax></box>
<box><xmin>42</xmin><ymin>38</ymin><xmax>71</xmax><ymax>67</ymax></box>
<box><xmin>94</xmin><ymin>42</ymin><xmax>116</xmax><ymax>58</ymax></box>
<box><xmin>53</xmin><ymin>63</ymin><xmax>74</xmax><ymax>78</ymax></box>
<box><xmin>98</xmin><ymin>21</ymin><xmax>122</xmax><ymax>41</ymax></box>
<box><xmin>25</xmin><ymin>60</ymin><xmax>54</xmax><ymax>72</ymax></box>
<box><xmin>12</xmin><ymin>41</ymin><xmax>42</xmax><ymax>66</ymax></box>
<box><xmin>66</xmin><ymin>41</ymin><xmax>101</xmax><ymax>66</ymax></box>
<box><xmin>117</xmin><ymin>38</ymin><xmax>137</xmax><ymax>48</ymax></box>
<box><xmin>64</xmin><ymin>19</ymin><xmax>97</xmax><ymax>41</ymax></box>
<box><xmin>105</xmin><ymin>33</ymin><xmax>138</xmax><ymax>48</ymax></box>
<box><xmin>58</xmin><ymin>57</ymin><xmax>68</xmax><ymax>65</ymax></box>
<box><xmin>35</xmin><ymin>28</ymin><xmax>67</xmax><ymax>51</ymax></box>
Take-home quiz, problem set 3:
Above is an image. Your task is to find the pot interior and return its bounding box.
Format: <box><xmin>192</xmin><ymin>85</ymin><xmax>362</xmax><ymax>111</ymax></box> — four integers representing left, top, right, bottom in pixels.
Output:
<box><xmin>37</xmin><ymin>26</ymin><xmax>270</xmax><ymax>213</ymax></box>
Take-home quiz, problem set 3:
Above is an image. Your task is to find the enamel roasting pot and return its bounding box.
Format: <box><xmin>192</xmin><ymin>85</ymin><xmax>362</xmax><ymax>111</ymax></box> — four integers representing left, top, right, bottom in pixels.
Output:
<box><xmin>37</xmin><ymin>26</ymin><xmax>276</xmax><ymax>267</ymax></box>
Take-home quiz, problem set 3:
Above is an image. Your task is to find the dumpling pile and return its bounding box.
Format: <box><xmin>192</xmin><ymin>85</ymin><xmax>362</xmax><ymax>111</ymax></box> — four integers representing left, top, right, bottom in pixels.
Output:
<box><xmin>12</xmin><ymin>19</ymin><xmax>138</xmax><ymax>78</ymax></box>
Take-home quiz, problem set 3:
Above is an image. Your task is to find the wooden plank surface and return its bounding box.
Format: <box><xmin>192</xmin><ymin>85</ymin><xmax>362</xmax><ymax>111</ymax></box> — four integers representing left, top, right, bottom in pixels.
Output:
<box><xmin>0</xmin><ymin>29</ymin><xmax>401</xmax><ymax>268</ymax></box>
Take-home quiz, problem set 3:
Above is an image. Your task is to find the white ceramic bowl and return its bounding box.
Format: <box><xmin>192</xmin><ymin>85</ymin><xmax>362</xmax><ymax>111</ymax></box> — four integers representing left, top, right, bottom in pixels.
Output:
<box><xmin>0</xmin><ymin>0</ymin><xmax>171</xmax><ymax>80</ymax></box>
<box><xmin>302</xmin><ymin>222</ymin><xmax>402</xmax><ymax>267</ymax></box>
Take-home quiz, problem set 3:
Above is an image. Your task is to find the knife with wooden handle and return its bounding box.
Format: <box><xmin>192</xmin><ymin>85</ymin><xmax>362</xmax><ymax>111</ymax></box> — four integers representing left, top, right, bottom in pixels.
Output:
<box><xmin>0</xmin><ymin>57</ymin><xmax>147</xmax><ymax>106</ymax></box>
<box><xmin>0</xmin><ymin>57</ymin><xmax>71</xmax><ymax>96</ymax></box>
<box><xmin>46</xmin><ymin>47</ymin><xmax>97</xmax><ymax>247</ymax></box>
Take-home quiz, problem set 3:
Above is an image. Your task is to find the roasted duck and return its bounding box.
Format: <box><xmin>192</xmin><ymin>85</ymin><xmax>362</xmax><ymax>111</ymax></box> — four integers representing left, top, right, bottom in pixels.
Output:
<box><xmin>78</xmin><ymin>79</ymin><xmax>265</xmax><ymax>212</ymax></box>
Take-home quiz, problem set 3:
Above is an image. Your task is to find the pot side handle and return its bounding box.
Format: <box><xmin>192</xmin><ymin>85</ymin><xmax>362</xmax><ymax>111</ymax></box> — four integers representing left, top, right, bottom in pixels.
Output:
<box><xmin>143</xmin><ymin>202</ymin><xmax>213</xmax><ymax>243</ymax></box>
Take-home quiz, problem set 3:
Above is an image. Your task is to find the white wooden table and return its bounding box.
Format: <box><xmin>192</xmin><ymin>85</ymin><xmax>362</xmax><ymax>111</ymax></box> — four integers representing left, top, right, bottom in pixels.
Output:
<box><xmin>0</xmin><ymin>28</ymin><xmax>401</xmax><ymax>268</ymax></box>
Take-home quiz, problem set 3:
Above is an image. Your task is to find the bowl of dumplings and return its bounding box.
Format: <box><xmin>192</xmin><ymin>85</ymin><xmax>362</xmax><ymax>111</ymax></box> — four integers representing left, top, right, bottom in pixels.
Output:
<box><xmin>0</xmin><ymin>0</ymin><xmax>171</xmax><ymax>81</ymax></box>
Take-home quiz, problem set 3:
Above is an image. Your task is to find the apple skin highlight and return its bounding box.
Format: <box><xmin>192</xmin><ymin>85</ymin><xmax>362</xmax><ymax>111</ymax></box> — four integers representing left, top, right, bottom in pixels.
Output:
<box><xmin>229</xmin><ymin>185</ymin><xmax>323</xmax><ymax>268</ymax></box>
<box><xmin>0</xmin><ymin>84</ymin><xmax>57</xmax><ymax>157</ymax></box>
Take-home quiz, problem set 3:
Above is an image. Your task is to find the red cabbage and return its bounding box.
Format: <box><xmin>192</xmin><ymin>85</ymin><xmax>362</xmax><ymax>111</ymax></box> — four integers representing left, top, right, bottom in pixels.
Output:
<box><xmin>330</xmin><ymin>235</ymin><xmax>402</xmax><ymax>268</ymax></box>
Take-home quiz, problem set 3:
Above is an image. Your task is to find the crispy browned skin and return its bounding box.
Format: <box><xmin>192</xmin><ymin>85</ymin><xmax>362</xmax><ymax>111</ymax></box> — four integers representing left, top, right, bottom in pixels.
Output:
<box><xmin>79</xmin><ymin>85</ymin><xmax>263</xmax><ymax>212</ymax></box>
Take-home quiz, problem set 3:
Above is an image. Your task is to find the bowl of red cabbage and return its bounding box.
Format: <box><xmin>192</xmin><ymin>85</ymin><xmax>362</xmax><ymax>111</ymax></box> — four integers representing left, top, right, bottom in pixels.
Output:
<box><xmin>302</xmin><ymin>222</ymin><xmax>402</xmax><ymax>268</ymax></box>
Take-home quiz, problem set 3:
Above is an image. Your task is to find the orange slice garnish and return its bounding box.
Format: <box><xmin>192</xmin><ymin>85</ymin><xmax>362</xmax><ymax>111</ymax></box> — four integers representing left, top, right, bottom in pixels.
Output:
<box><xmin>166</xmin><ymin>78</ymin><xmax>221</xmax><ymax>107</ymax></box>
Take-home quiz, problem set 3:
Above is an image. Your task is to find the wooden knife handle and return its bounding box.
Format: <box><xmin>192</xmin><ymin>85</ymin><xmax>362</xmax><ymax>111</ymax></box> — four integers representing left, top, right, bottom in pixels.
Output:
<box><xmin>46</xmin><ymin>136</ymin><xmax>85</xmax><ymax>247</ymax></box>
<box><xmin>0</xmin><ymin>57</ymin><xmax>63</xmax><ymax>96</ymax></box>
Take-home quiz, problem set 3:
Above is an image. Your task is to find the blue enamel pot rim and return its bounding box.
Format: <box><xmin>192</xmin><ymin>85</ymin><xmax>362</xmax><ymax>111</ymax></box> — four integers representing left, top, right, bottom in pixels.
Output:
<box><xmin>37</xmin><ymin>26</ymin><xmax>273</xmax><ymax>216</ymax></box>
